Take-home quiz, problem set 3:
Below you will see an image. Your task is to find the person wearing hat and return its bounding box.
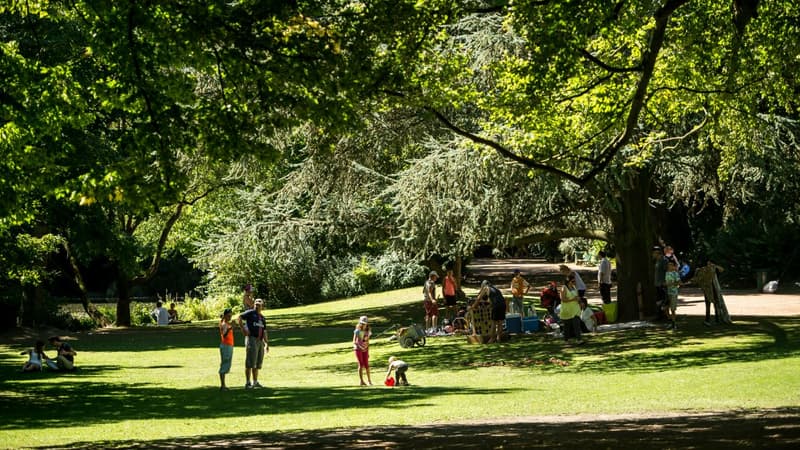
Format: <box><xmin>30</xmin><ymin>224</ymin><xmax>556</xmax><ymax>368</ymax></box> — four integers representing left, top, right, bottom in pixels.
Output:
<box><xmin>510</xmin><ymin>269</ymin><xmax>530</xmax><ymax>316</ymax></box>
<box><xmin>238</xmin><ymin>299</ymin><xmax>269</xmax><ymax>389</ymax></box>
<box><xmin>218</xmin><ymin>308</ymin><xmax>234</xmax><ymax>390</ymax></box>
<box><xmin>423</xmin><ymin>271</ymin><xmax>439</xmax><ymax>334</ymax></box>
<box><xmin>353</xmin><ymin>315</ymin><xmax>372</xmax><ymax>386</ymax></box>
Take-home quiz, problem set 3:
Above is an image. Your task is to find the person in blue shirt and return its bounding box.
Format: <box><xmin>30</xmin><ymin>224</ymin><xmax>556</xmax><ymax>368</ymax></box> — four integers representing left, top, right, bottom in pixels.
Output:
<box><xmin>238</xmin><ymin>299</ymin><xmax>269</xmax><ymax>389</ymax></box>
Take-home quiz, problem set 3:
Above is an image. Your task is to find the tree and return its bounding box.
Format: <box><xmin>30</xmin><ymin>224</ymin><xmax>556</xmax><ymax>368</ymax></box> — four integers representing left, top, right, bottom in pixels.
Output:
<box><xmin>372</xmin><ymin>0</ymin><xmax>799</xmax><ymax>320</ymax></box>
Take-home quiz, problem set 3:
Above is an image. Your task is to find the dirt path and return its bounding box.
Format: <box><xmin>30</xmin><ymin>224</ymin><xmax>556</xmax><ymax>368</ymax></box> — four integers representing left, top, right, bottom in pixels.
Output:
<box><xmin>466</xmin><ymin>258</ymin><xmax>800</xmax><ymax>316</ymax></box>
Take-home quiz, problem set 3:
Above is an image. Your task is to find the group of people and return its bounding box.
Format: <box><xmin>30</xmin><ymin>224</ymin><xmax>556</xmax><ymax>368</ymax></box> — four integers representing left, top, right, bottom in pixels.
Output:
<box><xmin>20</xmin><ymin>336</ymin><xmax>77</xmax><ymax>372</ymax></box>
<box><xmin>653</xmin><ymin>245</ymin><xmax>732</xmax><ymax>328</ymax></box>
<box><xmin>151</xmin><ymin>301</ymin><xmax>188</xmax><ymax>326</ymax></box>
<box><xmin>352</xmin><ymin>315</ymin><xmax>410</xmax><ymax>387</ymax></box>
<box><xmin>217</xmin><ymin>290</ymin><xmax>270</xmax><ymax>391</ymax></box>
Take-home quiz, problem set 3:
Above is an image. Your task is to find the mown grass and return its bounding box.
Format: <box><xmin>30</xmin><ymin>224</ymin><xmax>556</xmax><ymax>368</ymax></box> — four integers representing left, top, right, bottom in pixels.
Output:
<box><xmin>1</xmin><ymin>287</ymin><xmax>799</xmax><ymax>448</ymax></box>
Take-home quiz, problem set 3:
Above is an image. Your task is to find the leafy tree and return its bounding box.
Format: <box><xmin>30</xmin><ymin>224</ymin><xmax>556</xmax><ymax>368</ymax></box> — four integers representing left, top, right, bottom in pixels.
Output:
<box><xmin>372</xmin><ymin>0</ymin><xmax>799</xmax><ymax>320</ymax></box>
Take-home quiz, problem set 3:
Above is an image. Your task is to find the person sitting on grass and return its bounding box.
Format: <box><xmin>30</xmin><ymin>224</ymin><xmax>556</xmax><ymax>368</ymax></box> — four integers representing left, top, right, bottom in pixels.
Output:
<box><xmin>47</xmin><ymin>336</ymin><xmax>76</xmax><ymax>371</ymax></box>
<box><xmin>385</xmin><ymin>356</ymin><xmax>410</xmax><ymax>386</ymax></box>
<box><xmin>578</xmin><ymin>298</ymin><xmax>597</xmax><ymax>333</ymax></box>
<box><xmin>20</xmin><ymin>340</ymin><xmax>47</xmax><ymax>372</ymax></box>
<box><xmin>168</xmin><ymin>302</ymin><xmax>190</xmax><ymax>324</ymax></box>
<box><xmin>152</xmin><ymin>301</ymin><xmax>170</xmax><ymax>326</ymax></box>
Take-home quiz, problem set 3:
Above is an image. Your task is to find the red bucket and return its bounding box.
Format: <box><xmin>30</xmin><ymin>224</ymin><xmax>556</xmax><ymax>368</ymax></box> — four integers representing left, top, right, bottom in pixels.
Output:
<box><xmin>384</xmin><ymin>377</ymin><xmax>395</xmax><ymax>386</ymax></box>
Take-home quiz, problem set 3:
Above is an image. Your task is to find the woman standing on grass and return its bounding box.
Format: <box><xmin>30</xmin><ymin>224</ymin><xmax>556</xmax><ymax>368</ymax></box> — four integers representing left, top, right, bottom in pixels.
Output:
<box><xmin>559</xmin><ymin>275</ymin><xmax>584</xmax><ymax>344</ymax></box>
<box><xmin>218</xmin><ymin>308</ymin><xmax>234</xmax><ymax>390</ymax></box>
<box><xmin>353</xmin><ymin>316</ymin><xmax>372</xmax><ymax>386</ymax></box>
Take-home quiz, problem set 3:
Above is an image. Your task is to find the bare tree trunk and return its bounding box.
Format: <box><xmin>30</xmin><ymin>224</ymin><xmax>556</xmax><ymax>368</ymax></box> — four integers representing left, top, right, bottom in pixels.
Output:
<box><xmin>610</xmin><ymin>171</ymin><xmax>658</xmax><ymax>322</ymax></box>
<box><xmin>116</xmin><ymin>275</ymin><xmax>133</xmax><ymax>327</ymax></box>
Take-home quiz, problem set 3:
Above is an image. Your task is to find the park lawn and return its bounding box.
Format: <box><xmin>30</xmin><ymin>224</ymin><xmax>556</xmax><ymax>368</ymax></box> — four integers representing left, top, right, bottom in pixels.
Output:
<box><xmin>1</xmin><ymin>289</ymin><xmax>800</xmax><ymax>448</ymax></box>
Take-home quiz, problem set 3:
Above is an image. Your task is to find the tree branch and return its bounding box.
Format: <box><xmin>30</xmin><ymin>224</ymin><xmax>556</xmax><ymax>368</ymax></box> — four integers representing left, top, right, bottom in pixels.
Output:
<box><xmin>579</xmin><ymin>49</ymin><xmax>642</xmax><ymax>73</ymax></box>
<box><xmin>425</xmin><ymin>107</ymin><xmax>584</xmax><ymax>185</ymax></box>
<box><xmin>578</xmin><ymin>0</ymin><xmax>690</xmax><ymax>185</ymax></box>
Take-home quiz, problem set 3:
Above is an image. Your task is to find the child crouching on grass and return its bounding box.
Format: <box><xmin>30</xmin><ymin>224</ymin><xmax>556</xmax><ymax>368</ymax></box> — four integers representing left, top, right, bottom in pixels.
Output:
<box><xmin>385</xmin><ymin>356</ymin><xmax>409</xmax><ymax>386</ymax></box>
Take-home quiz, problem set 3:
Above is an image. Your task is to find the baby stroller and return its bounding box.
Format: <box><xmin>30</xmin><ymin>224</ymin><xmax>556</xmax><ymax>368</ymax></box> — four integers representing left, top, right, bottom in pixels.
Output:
<box><xmin>393</xmin><ymin>322</ymin><xmax>426</xmax><ymax>348</ymax></box>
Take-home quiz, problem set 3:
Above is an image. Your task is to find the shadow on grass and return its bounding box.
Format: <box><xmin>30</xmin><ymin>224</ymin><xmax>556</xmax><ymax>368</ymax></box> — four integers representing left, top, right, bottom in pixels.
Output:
<box><xmin>0</xmin><ymin>379</ymin><xmax>512</xmax><ymax>430</ymax></box>
<box><xmin>314</xmin><ymin>315</ymin><xmax>800</xmax><ymax>376</ymax></box>
<box><xmin>37</xmin><ymin>407</ymin><xmax>800</xmax><ymax>449</ymax></box>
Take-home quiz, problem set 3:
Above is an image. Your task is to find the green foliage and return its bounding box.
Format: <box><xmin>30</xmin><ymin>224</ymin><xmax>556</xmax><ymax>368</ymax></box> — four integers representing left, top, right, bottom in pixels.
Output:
<box><xmin>352</xmin><ymin>256</ymin><xmax>380</xmax><ymax>293</ymax></box>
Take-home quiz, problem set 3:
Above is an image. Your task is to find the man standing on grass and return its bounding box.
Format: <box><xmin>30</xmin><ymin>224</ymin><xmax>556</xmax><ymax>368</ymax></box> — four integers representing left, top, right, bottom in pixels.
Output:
<box><xmin>509</xmin><ymin>269</ymin><xmax>530</xmax><ymax>315</ymax></box>
<box><xmin>597</xmin><ymin>251</ymin><xmax>613</xmax><ymax>304</ymax></box>
<box><xmin>238</xmin><ymin>299</ymin><xmax>269</xmax><ymax>389</ymax></box>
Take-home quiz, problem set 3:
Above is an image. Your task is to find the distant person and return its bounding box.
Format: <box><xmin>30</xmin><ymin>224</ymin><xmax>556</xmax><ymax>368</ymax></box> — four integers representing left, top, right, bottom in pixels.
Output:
<box><xmin>443</xmin><ymin>269</ymin><xmax>458</xmax><ymax>322</ymax></box>
<box><xmin>20</xmin><ymin>340</ymin><xmax>47</xmax><ymax>372</ymax></box>
<box><xmin>385</xmin><ymin>356</ymin><xmax>410</xmax><ymax>386</ymax></box>
<box><xmin>559</xmin><ymin>275</ymin><xmax>583</xmax><ymax>344</ymax></box>
<box><xmin>47</xmin><ymin>336</ymin><xmax>76</xmax><ymax>371</ymax></box>
<box><xmin>559</xmin><ymin>265</ymin><xmax>586</xmax><ymax>302</ymax></box>
<box><xmin>152</xmin><ymin>301</ymin><xmax>170</xmax><ymax>326</ymax></box>
<box><xmin>218</xmin><ymin>308</ymin><xmax>234</xmax><ymax>390</ymax></box>
<box><xmin>509</xmin><ymin>269</ymin><xmax>530</xmax><ymax>315</ymax></box>
<box><xmin>238</xmin><ymin>299</ymin><xmax>268</xmax><ymax>389</ymax></box>
<box><xmin>597</xmin><ymin>251</ymin><xmax>613</xmax><ymax>304</ymax></box>
<box><xmin>167</xmin><ymin>303</ymin><xmax>189</xmax><ymax>324</ymax></box>
<box><xmin>664</xmin><ymin>261</ymin><xmax>681</xmax><ymax>330</ymax></box>
<box><xmin>475</xmin><ymin>280</ymin><xmax>506</xmax><ymax>343</ymax></box>
<box><xmin>653</xmin><ymin>246</ymin><xmax>668</xmax><ymax>318</ymax></box>
<box><xmin>353</xmin><ymin>316</ymin><xmax>372</xmax><ymax>386</ymax></box>
<box><xmin>243</xmin><ymin>283</ymin><xmax>255</xmax><ymax>310</ymax></box>
<box><xmin>423</xmin><ymin>271</ymin><xmax>439</xmax><ymax>333</ymax></box>
<box><xmin>691</xmin><ymin>259</ymin><xmax>732</xmax><ymax>326</ymax></box>
<box><xmin>540</xmin><ymin>281</ymin><xmax>560</xmax><ymax>316</ymax></box>
<box><xmin>578</xmin><ymin>299</ymin><xmax>597</xmax><ymax>333</ymax></box>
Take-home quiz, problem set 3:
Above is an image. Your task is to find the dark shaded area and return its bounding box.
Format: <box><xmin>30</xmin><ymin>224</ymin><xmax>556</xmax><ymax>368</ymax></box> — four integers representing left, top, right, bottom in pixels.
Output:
<box><xmin>0</xmin><ymin>380</ymin><xmax>509</xmax><ymax>431</ymax></box>
<box><xmin>37</xmin><ymin>407</ymin><xmax>800</xmax><ymax>449</ymax></box>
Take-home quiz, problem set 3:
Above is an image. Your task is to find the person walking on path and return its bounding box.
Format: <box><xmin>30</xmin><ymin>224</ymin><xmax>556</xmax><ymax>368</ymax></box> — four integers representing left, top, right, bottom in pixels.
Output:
<box><xmin>218</xmin><ymin>308</ymin><xmax>234</xmax><ymax>390</ymax></box>
<box><xmin>691</xmin><ymin>259</ymin><xmax>732</xmax><ymax>326</ymax></box>
<box><xmin>597</xmin><ymin>251</ymin><xmax>613</xmax><ymax>304</ymax></box>
<box><xmin>353</xmin><ymin>316</ymin><xmax>372</xmax><ymax>386</ymax></box>
<box><xmin>510</xmin><ymin>269</ymin><xmax>530</xmax><ymax>315</ymax></box>
<box><xmin>238</xmin><ymin>299</ymin><xmax>269</xmax><ymax>389</ymax></box>
<box><xmin>423</xmin><ymin>271</ymin><xmax>439</xmax><ymax>333</ymax></box>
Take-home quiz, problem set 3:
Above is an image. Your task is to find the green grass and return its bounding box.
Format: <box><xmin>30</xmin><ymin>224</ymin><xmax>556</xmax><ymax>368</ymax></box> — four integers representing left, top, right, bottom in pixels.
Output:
<box><xmin>1</xmin><ymin>288</ymin><xmax>800</xmax><ymax>448</ymax></box>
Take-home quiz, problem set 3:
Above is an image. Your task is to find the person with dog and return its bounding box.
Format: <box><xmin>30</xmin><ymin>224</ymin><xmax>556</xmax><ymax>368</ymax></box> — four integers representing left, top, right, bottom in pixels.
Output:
<box><xmin>353</xmin><ymin>316</ymin><xmax>372</xmax><ymax>386</ymax></box>
<box><xmin>238</xmin><ymin>299</ymin><xmax>268</xmax><ymax>389</ymax></box>
<box><xmin>385</xmin><ymin>356</ymin><xmax>410</xmax><ymax>386</ymax></box>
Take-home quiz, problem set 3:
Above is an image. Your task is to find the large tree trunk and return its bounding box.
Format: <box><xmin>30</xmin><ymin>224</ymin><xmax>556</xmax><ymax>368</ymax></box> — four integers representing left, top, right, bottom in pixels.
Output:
<box><xmin>610</xmin><ymin>171</ymin><xmax>658</xmax><ymax>322</ymax></box>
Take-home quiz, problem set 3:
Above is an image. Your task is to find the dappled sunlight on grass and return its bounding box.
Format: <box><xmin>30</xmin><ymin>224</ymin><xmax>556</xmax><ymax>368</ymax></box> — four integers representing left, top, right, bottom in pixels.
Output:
<box><xmin>1</xmin><ymin>287</ymin><xmax>800</xmax><ymax>448</ymax></box>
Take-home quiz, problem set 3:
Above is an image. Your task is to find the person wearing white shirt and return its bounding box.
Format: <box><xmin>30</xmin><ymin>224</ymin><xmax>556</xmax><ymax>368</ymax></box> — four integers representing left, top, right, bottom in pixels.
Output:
<box><xmin>152</xmin><ymin>301</ymin><xmax>170</xmax><ymax>326</ymax></box>
<box><xmin>597</xmin><ymin>251</ymin><xmax>613</xmax><ymax>304</ymax></box>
